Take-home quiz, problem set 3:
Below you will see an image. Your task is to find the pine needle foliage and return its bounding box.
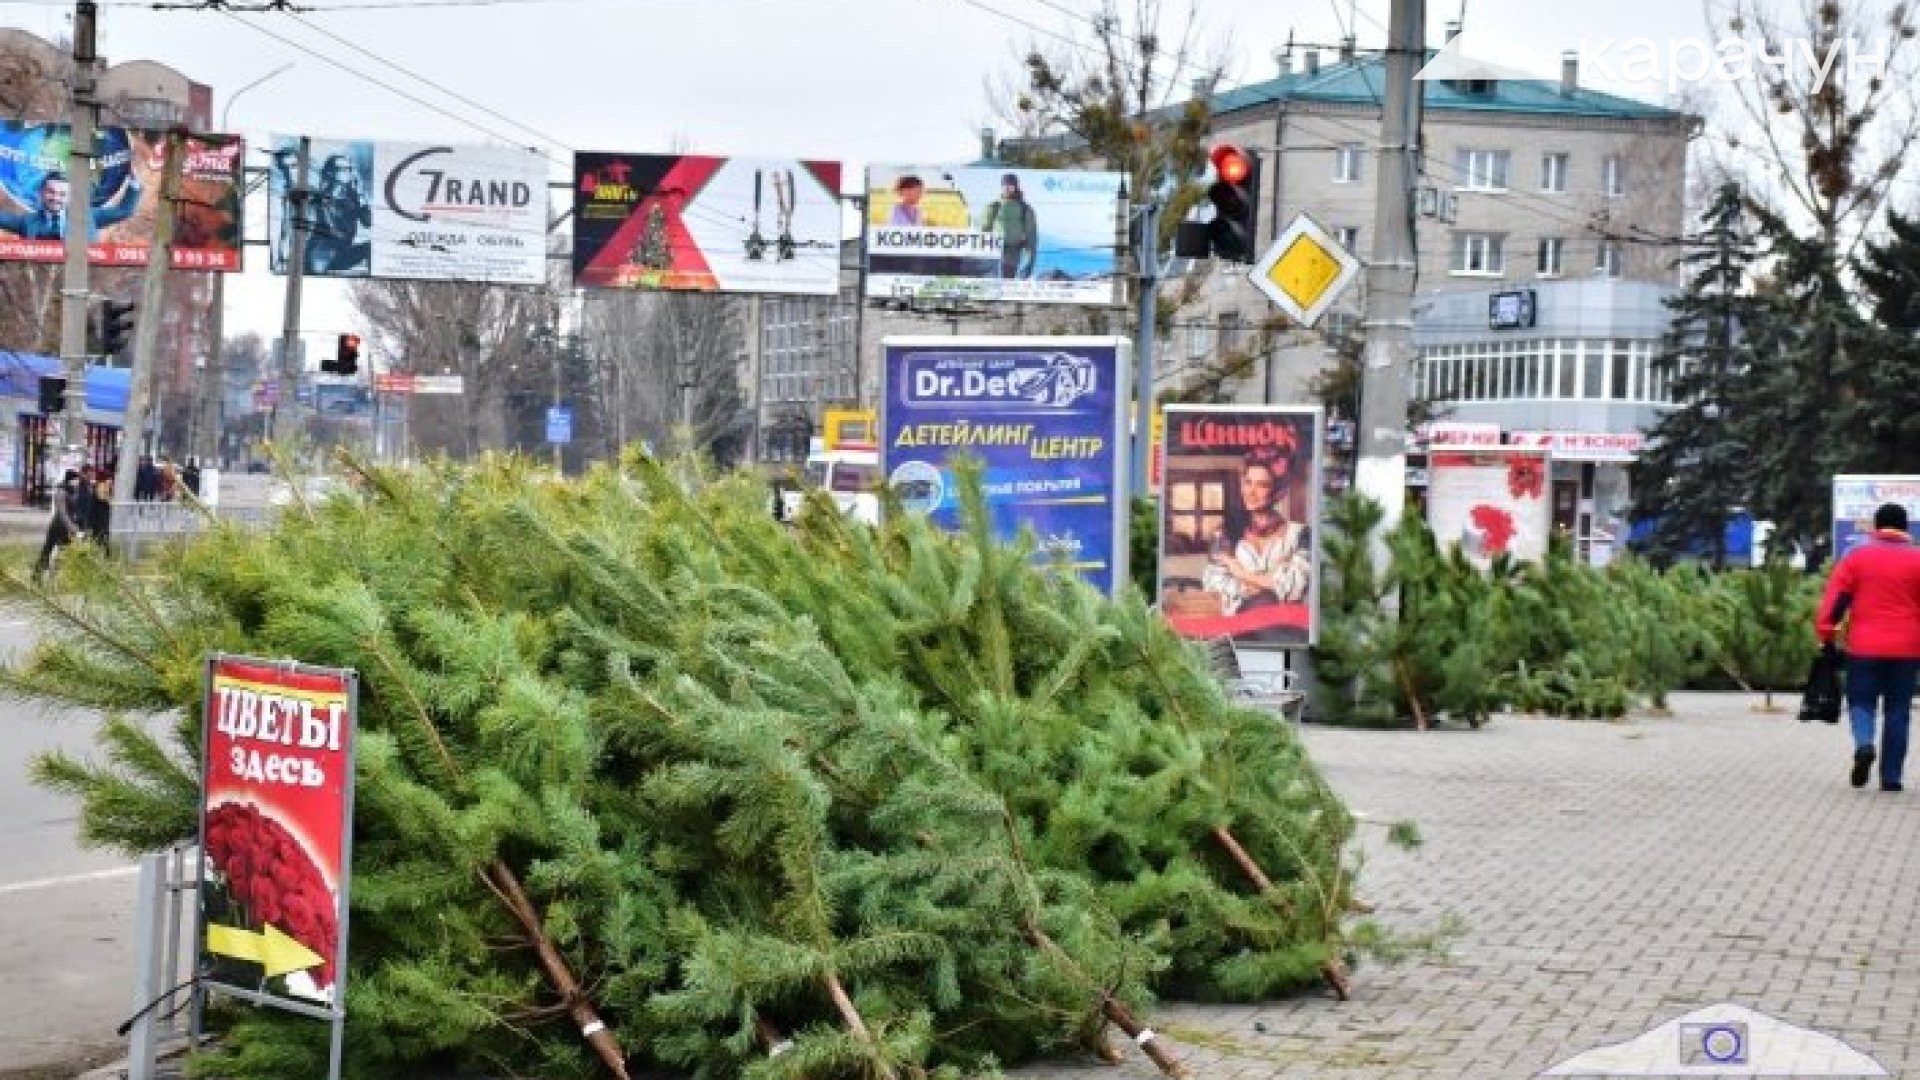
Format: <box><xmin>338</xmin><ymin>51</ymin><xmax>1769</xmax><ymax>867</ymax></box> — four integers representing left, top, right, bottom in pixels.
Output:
<box><xmin>1312</xmin><ymin>493</ymin><xmax>1816</xmax><ymax>726</ymax></box>
<box><xmin>1</xmin><ymin>451</ymin><xmax>1366</xmax><ymax>1079</ymax></box>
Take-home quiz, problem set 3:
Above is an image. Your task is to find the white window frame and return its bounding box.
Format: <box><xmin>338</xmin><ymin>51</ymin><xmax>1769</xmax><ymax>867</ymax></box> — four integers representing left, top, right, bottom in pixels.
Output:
<box><xmin>1541</xmin><ymin>152</ymin><xmax>1569</xmax><ymax>193</ymax></box>
<box><xmin>1538</xmin><ymin>237</ymin><xmax>1564</xmax><ymax>277</ymax></box>
<box><xmin>1334</xmin><ymin>143</ymin><xmax>1364</xmax><ymax>184</ymax></box>
<box><xmin>1335</xmin><ymin>225</ymin><xmax>1360</xmax><ymax>253</ymax></box>
<box><xmin>1598</xmin><ymin>241</ymin><xmax>1624</xmax><ymax>278</ymax></box>
<box><xmin>1602</xmin><ymin>155</ymin><xmax>1625</xmax><ymax>197</ymax></box>
<box><xmin>1451</xmin><ymin>232</ymin><xmax>1505</xmax><ymax>276</ymax></box>
<box><xmin>1456</xmin><ymin>148</ymin><xmax>1511</xmax><ymax>191</ymax></box>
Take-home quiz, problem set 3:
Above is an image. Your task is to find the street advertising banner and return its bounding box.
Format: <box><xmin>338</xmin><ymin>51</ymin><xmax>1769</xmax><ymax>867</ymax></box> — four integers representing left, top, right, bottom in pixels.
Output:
<box><xmin>1426</xmin><ymin>446</ymin><xmax>1553</xmax><ymax>568</ymax></box>
<box><xmin>269</xmin><ymin>137</ymin><xmax>549</xmax><ymax>284</ymax></box>
<box><xmin>0</xmin><ymin>120</ymin><xmax>242</xmax><ymax>269</ymax></box>
<box><xmin>881</xmin><ymin>336</ymin><xmax>1130</xmax><ymax>596</ymax></box>
<box><xmin>1156</xmin><ymin>406</ymin><xmax>1323</xmax><ymax>649</ymax></box>
<box><xmin>1832</xmin><ymin>475</ymin><xmax>1920</xmax><ymax>558</ymax></box>
<box><xmin>197</xmin><ymin>655</ymin><xmax>358</xmax><ymax>1019</ymax></box>
<box><xmin>572</xmin><ymin>153</ymin><xmax>843</xmax><ymax>294</ymax></box>
<box><xmin>864</xmin><ymin>164</ymin><xmax>1124</xmax><ymax>305</ymax></box>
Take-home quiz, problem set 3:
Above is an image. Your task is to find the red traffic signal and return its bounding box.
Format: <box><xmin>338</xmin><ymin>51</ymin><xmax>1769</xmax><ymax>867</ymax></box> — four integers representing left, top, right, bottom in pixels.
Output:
<box><xmin>1210</xmin><ymin>143</ymin><xmax>1253</xmax><ymax>186</ymax></box>
<box><xmin>328</xmin><ymin>333</ymin><xmax>362</xmax><ymax>376</ymax></box>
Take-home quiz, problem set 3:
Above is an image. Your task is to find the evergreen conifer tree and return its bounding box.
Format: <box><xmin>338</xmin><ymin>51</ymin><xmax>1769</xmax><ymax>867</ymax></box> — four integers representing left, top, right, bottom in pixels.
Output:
<box><xmin>1631</xmin><ymin>183</ymin><xmax>1762</xmax><ymax>567</ymax></box>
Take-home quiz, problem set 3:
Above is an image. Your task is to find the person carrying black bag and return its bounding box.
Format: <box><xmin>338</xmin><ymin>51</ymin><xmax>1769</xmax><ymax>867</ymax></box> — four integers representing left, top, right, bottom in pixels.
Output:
<box><xmin>1799</xmin><ymin>642</ymin><xmax>1844</xmax><ymax>724</ymax></box>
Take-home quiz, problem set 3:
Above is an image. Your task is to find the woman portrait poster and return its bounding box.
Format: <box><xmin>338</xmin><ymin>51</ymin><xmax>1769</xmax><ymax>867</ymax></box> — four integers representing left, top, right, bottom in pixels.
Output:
<box><xmin>1156</xmin><ymin>406</ymin><xmax>1323</xmax><ymax>648</ymax></box>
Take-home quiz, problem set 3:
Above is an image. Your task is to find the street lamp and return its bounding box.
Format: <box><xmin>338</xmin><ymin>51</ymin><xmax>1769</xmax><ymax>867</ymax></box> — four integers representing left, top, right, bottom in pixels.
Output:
<box><xmin>199</xmin><ymin>63</ymin><xmax>295</xmax><ymax>466</ymax></box>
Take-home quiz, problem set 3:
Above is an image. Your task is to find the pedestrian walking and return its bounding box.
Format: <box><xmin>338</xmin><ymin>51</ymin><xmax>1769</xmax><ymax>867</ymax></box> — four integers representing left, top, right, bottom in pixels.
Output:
<box><xmin>1815</xmin><ymin>502</ymin><xmax>1920</xmax><ymax>791</ymax></box>
<box><xmin>33</xmin><ymin>470</ymin><xmax>81</xmax><ymax>584</ymax></box>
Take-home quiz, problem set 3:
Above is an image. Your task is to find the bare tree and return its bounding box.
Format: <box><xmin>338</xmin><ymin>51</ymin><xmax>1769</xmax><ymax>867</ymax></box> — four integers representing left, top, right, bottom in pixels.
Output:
<box><xmin>1708</xmin><ymin>0</ymin><xmax>1920</xmax><ymax>254</ymax></box>
<box><xmin>0</xmin><ymin>34</ymin><xmax>70</xmax><ymax>353</ymax></box>
<box><xmin>349</xmin><ymin>279</ymin><xmax>560</xmax><ymax>459</ymax></box>
<box><xmin>584</xmin><ymin>290</ymin><xmax>746</xmax><ymax>462</ymax></box>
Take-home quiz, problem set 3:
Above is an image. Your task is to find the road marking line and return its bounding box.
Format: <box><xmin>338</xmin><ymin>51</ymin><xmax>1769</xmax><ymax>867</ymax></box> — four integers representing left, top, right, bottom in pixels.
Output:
<box><xmin>0</xmin><ymin>865</ymin><xmax>140</xmax><ymax>896</ymax></box>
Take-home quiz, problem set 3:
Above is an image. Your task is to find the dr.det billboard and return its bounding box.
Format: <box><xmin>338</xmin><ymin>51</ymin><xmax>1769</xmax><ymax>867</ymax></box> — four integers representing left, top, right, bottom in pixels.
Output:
<box><xmin>882</xmin><ymin>336</ymin><xmax>1131</xmax><ymax>595</ymax></box>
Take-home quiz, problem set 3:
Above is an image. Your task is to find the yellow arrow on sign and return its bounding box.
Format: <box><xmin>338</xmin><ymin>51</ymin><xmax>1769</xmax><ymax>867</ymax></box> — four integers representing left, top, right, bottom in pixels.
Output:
<box><xmin>207</xmin><ymin>922</ymin><xmax>324</xmax><ymax>978</ymax></box>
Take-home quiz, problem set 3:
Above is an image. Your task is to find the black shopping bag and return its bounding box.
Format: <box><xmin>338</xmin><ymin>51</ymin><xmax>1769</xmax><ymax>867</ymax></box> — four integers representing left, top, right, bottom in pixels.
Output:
<box><xmin>1798</xmin><ymin>645</ymin><xmax>1844</xmax><ymax>724</ymax></box>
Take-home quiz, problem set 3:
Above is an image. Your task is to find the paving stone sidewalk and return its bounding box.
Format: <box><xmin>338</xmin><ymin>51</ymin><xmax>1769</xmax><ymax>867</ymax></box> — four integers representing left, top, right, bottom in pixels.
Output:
<box><xmin>1013</xmin><ymin>693</ymin><xmax>1920</xmax><ymax>1079</ymax></box>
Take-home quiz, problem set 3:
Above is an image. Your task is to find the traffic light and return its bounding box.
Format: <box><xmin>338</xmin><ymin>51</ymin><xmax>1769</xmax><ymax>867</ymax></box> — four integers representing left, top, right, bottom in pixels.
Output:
<box><xmin>1205</xmin><ymin>143</ymin><xmax>1261</xmax><ymax>262</ymax></box>
<box><xmin>328</xmin><ymin>333</ymin><xmax>362</xmax><ymax>376</ymax></box>
<box><xmin>89</xmin><ymin>299</ymin><xmax>137</xmax><ymax>358</ymax></box>
<box><xmin>37</xmin><ymin>374</ymin><xmax>65</xmax><ymax>415</ymax></box>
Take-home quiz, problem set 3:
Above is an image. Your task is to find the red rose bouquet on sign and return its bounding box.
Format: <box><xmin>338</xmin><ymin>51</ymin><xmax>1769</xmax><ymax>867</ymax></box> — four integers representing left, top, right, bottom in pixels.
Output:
<box><xmin>1470</xmin><ymin>504</ymin><xmax>1517</xmax><ymax>555</ymax></box>
<box><xmin>205</xmin><ymin>800</ymin><xmax>339</xmax><ymax>988</ymax></box>
<box><xmin>1507</xmin><ymin>456</ymin><xmax>1545</xmax><ymax>500</ymax></box>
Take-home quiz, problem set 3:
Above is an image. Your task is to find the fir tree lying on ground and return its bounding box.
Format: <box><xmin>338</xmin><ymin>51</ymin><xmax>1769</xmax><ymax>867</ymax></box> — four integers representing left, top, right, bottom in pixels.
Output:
<box><xmin>0</xmin><ymin>452</ymin><xmax>1403</xmax><ymax>1079</ymax></box>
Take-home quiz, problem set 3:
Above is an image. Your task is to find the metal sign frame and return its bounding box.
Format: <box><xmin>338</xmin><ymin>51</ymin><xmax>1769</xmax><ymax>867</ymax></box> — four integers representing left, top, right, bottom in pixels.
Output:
<box><xmin>191</xmin><ymin>654</ymin><xmax>359</xmax><ymax>1080</ymax></box>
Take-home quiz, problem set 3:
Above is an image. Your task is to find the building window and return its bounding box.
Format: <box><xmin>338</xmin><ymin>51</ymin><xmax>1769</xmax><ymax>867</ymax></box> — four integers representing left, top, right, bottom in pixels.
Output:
<box><xmin>1541</xmin><ymin>152</ymin><xmax>1569</xmax><ymax>192</ymax></box>
<box><xmin>1538</xmin><ymin>237</ymin><xmax>1564</xmax><ymax>277</ymax></box>
<box><xmin>1335</xmin><ymin>225</ymin><xmax>1360</xmax><ymax>253</ymax></box>
<box><xmin>1558</xmin><ymin>341</ymin><xmax>1578</xmax><ymax>398</ymax></box>
<box><xmin>1583</xmin><ymin>343</ymin><xmax>1606</xmax><ymax>399</ymax></box>
<box><xmin>1334</xmin><ymin>143</ymin><xmax>1364</xmax><ymax>183</ymax></box>
<box><xmin>1455</xmin><ymin>148</ymin><xmax>1510</xmax><ymax>191</ymax></box>
<box><xmin>1610</xmin><ymin>340</ymin><xmax>1631</xmax><ymax>399</ymax></box>
<box><xmin>1451</xmin><ymin>232</ymin><xmax>1505</xmax><ymax>275</ymax></box>
<box><xmin>1218</xmin><ymin>312</ymin><xmax>1243</xmax><ymax>353</ymax></box>
<box><xmin>1598</xmin><ymin>242</ymin><xmax>1623</xmax><ymax>278</ymax></box>
<box><xmin>1602</xmin><ymin>155</ymin><xmax>1625</xmax><ymax>197</ymax></box>
<box><xmin>1187</xmin><ymin>322</ymin><xmax>1210</xmax><ymax>358</ymax></box>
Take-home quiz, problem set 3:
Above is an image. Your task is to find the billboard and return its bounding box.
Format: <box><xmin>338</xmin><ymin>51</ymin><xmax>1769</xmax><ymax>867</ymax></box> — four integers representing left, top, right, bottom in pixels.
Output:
<box><xmin>1426</xmin><ymin>446</ymin><xmax>1554</xmax><ymax>567</ymax></box>
<box><xmin>1831</xmin><ymin>475</ymin><xmax>1920</xmax><ymax>558</ymax></box>
<box><xmin>864</xmin><ymin>165</ymin><xmax>1124</xmax><ymax>305</ymax></box>
<box><xmin>572</xmin><ymin>153</ymin><xmax>842</xmax><ymax>294</ymax></box>
<box><xmin>881</xmin><ymin>336</ymin><xmax>1130</xmax><ymax>595</ymax></box>
<box><xmin>269</xmin><ymin>138</ymin><xmax>549</xmax><ymax>284</ymax></box>
<box><xmin>197</xmin><ymin>655</ymin><xmax>358</xmax><ymax>1015</ymax></box>
<box><xmin>0</xmin><ymin>121</ymin><xmax>242</xmax><ymax>269</ymax></box>
<box><xmin>1156</xmin><ymin>406</ymin><xmax>1323</xmax><ymax>648</ymax></box>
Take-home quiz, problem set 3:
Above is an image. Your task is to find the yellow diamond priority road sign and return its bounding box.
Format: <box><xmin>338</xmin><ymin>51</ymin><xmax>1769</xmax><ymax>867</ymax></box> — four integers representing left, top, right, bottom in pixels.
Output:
<box><xmin>1248</xmin><ymin>214</ymin><xmax>1362</xmax><ymax>327</ymax></box>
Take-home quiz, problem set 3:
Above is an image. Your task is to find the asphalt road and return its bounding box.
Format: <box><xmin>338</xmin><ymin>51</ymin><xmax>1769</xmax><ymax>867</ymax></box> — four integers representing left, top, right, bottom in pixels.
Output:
<box><xmin>0</xmin><ymin>619</ymin><xmax>151</xmax><ymax>1075</ymax></box>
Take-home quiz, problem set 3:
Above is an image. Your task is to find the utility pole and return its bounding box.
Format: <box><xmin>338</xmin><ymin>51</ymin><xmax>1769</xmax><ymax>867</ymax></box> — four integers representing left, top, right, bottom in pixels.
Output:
<box><xmin>113</xmin><ymin>130</ymin><xmax>185</xmax><ymax>505</ymax></box>
<box><xmin>58</xmin><ymin>0</ymin><xmax>99</xmax><ymax>457</ymax></box>
<box><xmin>1356</xmin><ymin>0</ymin><xmax>1424</xmax><ymax>557</ymax></box>
<box><xmin>1130</xmin><ymin>199</ymin><xmax>1159</xmax><ymax>499</ymax></box>
<box><xmin>272</xmin><ymin>136</ymin><xmax>312</xmax><ymax>447</ymax></box>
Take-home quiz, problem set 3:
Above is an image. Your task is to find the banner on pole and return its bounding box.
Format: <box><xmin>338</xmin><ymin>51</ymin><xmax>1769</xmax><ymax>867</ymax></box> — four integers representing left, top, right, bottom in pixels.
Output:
<box><xmin>197</xmin><ymin>655</ymin><xmax>358</xmax><ymax>1017</ymax></box>
<box><xmin>572</xmin><ymin>152</ymin><xmax>843</xmax><ymax>294</ymax></box>
<box><xmin>1155</xmin><ymin>406</ymin><xmax>1323</xmax><ymax>648</ymax></box>
<box><xmin>0</xmin><ymin>121</ymin><xmax>242</xmax><ymax>269</ymax></box>
<box><xmin>268</xmin><ymin>137</ymin><xmax>549</xmax><ymax>284</ymax></box>
<box><xmin>863</xmin><ymin>164</ymin><xmax>1123</xmax><ymax>306</ymax></box>
<box><xmin>881</xmin><ymin>336</ymin><xmax>1130</xmax><ymax>595</ymax></box>
<box><xmin>1426</xmin><ymin>446</ymin><xmax>1554</xmax><ymax>567</ymax></box>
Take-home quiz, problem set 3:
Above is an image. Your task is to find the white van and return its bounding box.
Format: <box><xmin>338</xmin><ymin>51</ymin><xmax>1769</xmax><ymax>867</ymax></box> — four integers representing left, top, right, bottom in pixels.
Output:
<box><xmin>779</xmin><ymin>447</ymin><xmax>881</xmax><ymax>525</ymax></box>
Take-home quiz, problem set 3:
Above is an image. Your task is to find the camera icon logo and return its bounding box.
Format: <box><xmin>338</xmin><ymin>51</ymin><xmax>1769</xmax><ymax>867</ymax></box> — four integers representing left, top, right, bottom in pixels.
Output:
<box><xmin>1680</xmin><ymin>1021</ymin><xmax>1748</xmax><ymax>1066</ymax></box>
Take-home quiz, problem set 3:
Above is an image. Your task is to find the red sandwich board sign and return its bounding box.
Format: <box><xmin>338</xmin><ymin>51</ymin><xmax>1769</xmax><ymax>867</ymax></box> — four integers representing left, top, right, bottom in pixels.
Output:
<box><xmin>194</xmin><ymin>654</ymin><xmax>359</xmax><ymax>1078</ymax></box>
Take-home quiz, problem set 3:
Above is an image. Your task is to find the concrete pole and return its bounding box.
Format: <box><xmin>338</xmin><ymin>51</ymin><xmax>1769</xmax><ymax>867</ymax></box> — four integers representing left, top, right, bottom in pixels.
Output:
<box><xmin>58</xmin><ymin>0</ymin><xmax>99</xmax><ymax>456</ymax></box>
<box><xmin>1355</xmin><ymin>0</ymin><xmax>1424</xmax><ymax>556</ymax></box>
<box><xmin>272</xmin><ymin>137</ymin><xmax>311</xmax><ymax>447</ymax></box>
<box><xmin>1130</xmin><ymin>200</ymin><xmax>1159</xmax><ymax>499</ymax></box>
<box><xmin>113</xmin><ymin>131</ymin><xmax>185</xmax><ymax>505</ymax></box>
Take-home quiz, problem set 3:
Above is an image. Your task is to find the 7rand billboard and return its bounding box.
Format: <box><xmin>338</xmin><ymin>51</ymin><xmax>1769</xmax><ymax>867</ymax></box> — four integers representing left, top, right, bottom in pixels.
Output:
<box><xmin>864</xmin><ymin>165</ymin><xmax>1124</xmax><ymax>306</ymax></box>
<box><xmin>268</xmin><ymin>138</ymin><xmax>550</xmax><ymax>284</ymax></box>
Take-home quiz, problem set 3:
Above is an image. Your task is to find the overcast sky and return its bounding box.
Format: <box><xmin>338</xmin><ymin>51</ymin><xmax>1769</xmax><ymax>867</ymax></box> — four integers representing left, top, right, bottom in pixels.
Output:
<box><xmin>3</xmin><ymin>0</ymin><xmax>1720</xmax><ymax>350</ymax></box>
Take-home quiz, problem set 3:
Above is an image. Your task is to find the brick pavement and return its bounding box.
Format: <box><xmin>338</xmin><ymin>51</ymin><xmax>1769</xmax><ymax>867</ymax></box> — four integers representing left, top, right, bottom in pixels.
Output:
<box><xmin>1013</xmin><ymin>693</ymin><xmax>1920</xmax><ymax>1079</ymax></box>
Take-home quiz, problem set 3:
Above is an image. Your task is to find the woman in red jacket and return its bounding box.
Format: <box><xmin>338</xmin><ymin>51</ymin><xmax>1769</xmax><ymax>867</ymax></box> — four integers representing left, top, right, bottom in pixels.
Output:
<box><xmin>1817</xmin><ymin>502</ymin><xmax>1920</xmax><ymax>791</ymax></box>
